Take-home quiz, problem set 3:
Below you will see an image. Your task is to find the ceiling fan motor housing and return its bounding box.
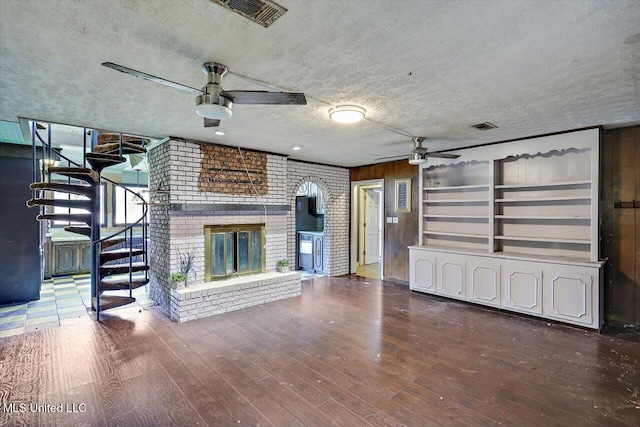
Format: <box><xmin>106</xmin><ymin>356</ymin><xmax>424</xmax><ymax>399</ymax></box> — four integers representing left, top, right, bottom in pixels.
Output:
<box><xmin>195</xmin><ymin>62</ymin><xmax>233</xmax><ymax>119</ymax></box>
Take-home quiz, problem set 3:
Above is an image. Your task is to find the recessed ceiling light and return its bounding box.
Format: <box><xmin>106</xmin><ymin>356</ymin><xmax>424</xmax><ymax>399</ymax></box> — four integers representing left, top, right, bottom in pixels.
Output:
<box><xmin>292</xmin><ymin>145</ymin><xmax>302</xmax><ymax>151</ymax></box>
<box><xmin>329</xmin><ymin>105</ymin><xmax>366</xmax><ymax>124</ymax></box>
<box><xmin>214</xmin><ymin>128</ymin><xmax>227</xmax><ymax>136</ymax></box>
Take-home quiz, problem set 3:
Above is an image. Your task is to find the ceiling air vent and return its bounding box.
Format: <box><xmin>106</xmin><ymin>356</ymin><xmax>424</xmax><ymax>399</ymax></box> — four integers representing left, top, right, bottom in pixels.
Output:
<box><xmin>212</xmin><ymin>0</ymin><xmax>287</xmax><ymax>27</ymax></box>
<box><xmin>471</xmin><ymin>122</ymin><xmax>498</xmax><ymax>131</ymax></box>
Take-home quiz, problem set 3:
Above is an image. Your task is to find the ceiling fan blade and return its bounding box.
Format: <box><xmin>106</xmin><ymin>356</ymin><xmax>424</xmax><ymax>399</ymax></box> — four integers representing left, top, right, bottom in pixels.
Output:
<box><xmin>204</xmin><ymin>118</ymin><xmax>220</xmax><ymax>128</ymax></box>
<box><xmin>428</xmin><ymin>153</ymin><xmax>460</xmax><ymax>159</ymax></box>
<box><xmin>221</xmin><ymin>91</ymin><xmax>307</xmax><ymax>105</ymax></box>
<box><xmin>102</xmin><ymin>62</ymin><xmax>206</xmax><ymax>96</ymax></box>
<box><xmin>375</xmin><ymin>154</ymin><xmax>409</xmax><ymax>161</ymax></box>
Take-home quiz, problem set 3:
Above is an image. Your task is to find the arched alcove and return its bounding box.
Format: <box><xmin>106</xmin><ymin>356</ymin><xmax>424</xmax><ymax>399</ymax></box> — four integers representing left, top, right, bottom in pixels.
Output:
<box><xmin>289</xmin><ymin>176</ymin><xmax>332</xmax><ymax>274</ymax></box>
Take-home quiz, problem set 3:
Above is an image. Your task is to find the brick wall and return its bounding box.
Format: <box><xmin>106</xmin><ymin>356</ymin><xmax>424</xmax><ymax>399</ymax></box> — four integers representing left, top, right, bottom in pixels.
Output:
<box><xmin>287</xmin><ymin>161</ymin><xmax>350</xmax><ymax>276</ymax></box>
<box><xmin>148</xmin><ymin>140</ymin><xmax>171</xmax><ymax>309</ymax></box>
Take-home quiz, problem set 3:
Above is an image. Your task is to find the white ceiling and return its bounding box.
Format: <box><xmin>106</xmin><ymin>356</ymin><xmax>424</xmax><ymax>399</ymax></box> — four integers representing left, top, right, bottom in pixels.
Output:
<box><xmin>1</xmin><ymin>0</ymin><xmax>639</xmax><ymax>167</ymax></box>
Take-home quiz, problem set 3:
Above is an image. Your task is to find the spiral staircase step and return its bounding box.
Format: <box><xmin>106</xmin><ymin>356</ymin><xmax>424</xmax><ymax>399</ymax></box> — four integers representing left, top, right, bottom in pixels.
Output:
<box><xmin>47</xmin><ymin>167</ymin><xmax>99</xmax><ymax>183</ymax></box>
<box><xmin>27</xmin><ymin>198</ymin><xmax>93</xmax><ymax>211</ymax></box>
<box><xmin>92</xmin><ymin>142</ymin><xmax>147</xmax><ymax>155</ymax></box>
<box><xmin>37</xmin><ymin>213</ymin><xmax>92</xmax><ymax>225</ymax></box>
<box><xmin>100</xmin><ymin>261</ymin><xmax>149</xmax><ymax>278</ymax></box>
<box><xmin>64</xmin><ymin>225</ymin><xmax>91</xmax><ymax>237</ymax></box>
<box><xmin>92</xmin><ymin>295</ymin><xmax>136</xmax><ymax>312</ymax></box>
<box><xmin>102</xmin><ymin>238</ymin><xmax>126</xmax><ymax>250</ymax></box>
<box><xmin>30</xmin><ymin>182</ymin><xmax>94</xmax><ymax>198</ymax></box>
<box><xmin>101</xmin><ymin>248</ymin><xmax>145</xmax><ymax>263</ymax></box>
<box><xmin>100</xmin><ymin>276</ymin><xmax>149</xmax><ymax>291</ymax></box>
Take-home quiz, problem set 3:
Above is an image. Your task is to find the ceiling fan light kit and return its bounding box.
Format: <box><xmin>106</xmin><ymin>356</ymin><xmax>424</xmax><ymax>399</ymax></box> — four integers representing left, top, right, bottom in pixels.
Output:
<box><xmin>195</xmin><ymin>101</ymin><xmax>233</xmax><ymax>119</ymax></box>
<box><xmin>329</xmin><ymin>105</ymin><xmax>365</xmax><ymax>124</ymax></box>
<box><xmin>408</xmin><ymin>152</ymin><xmax>427</xmax><ymax>165</ymax></box>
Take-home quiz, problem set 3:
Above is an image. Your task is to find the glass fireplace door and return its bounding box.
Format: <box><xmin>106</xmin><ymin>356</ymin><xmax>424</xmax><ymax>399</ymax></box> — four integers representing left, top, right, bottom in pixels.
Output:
<box><xmin>205</xmin><ymin>224</ymin><xmax>265</xmax><ymax>281</ymax></box>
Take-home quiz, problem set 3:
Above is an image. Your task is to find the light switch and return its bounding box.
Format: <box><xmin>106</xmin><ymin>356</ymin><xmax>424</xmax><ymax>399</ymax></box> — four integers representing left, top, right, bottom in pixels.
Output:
<box><xmin>392</xmin><ymin>217</ymin><xmax>399</xmax><ymax>223</ymax></box>
<box><xmin>386</xmin><ymin>217</ymin><xmax>393</xmax><ymax>223</ymax></box>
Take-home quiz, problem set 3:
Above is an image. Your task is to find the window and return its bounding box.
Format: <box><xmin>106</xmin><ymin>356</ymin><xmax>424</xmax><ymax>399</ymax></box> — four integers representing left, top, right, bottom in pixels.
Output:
<box><xmin>113</xmin><ymin>185</ymin><xmax>148</xmax><ymax>226</ymax></box>
<box><xmin>204</xmin><ymin>224</ymin><xmax>265</xmax><ymax>281</ymax></box>
<box><xmin>51</xmin><ymin>182</ymin><xmax>106</xmax><ymax>226</ymax></box>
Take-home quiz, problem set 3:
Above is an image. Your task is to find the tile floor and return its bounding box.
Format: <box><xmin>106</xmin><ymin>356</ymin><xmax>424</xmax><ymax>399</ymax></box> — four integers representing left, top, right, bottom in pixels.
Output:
<box><xmin>0</xmin><ymin>274</ymin><xmax>154</xmax><ymax>338</ymax></box>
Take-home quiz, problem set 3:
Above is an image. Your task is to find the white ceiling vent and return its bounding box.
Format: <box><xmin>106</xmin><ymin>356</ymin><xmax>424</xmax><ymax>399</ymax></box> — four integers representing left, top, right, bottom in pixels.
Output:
<box><xmin>211</xmin><ymin>0</ymin><xmax>287</xmax><ymax>27</ymax></box>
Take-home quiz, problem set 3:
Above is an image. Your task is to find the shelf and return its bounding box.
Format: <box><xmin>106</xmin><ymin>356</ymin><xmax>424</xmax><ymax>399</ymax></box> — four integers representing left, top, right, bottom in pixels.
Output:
<box><xmin>494</xmin><ymin>235</ymin><xmax>590</xmax><ymax>245</ymax></box>
<box><xmin>424</xmin><ymin>199</ymin><xmax>488</xmax><ymax>204</ymax></box>
<box><xmin>424</xmin><ymin>184</ymin><xmax>489</xmax><ymax>191</ymax></box>
<box><xmin>495</xmin><ymin>180</ymin><xmax>591</xmax><ymax>189</ymax></box>
<box><xmin>495</xmin><ymin>196</ymin><xmax>590</xmax><ymax>203</ymax></box>
<box><xmin>423</xmin><ymin>231</ymin><xmax>488</xmax><ymax>239</ymax></box>
<box><xmin>424</xmin><ymin>214</ymin><xmax>488</xmax><ymax>219</ymax></box>
<box><xmin>495</xmin><ymin>215</ymin><xmax>590</xmax><ymax>220</ymax></box>
<box><xmin>409</xmin><ymin>245</ymin><xmax>602</xmax><ymax>268</ymax></box>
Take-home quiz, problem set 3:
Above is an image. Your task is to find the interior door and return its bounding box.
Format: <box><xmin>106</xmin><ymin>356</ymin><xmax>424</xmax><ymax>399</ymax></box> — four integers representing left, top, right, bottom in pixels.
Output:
<box><xmin>364</xmin><ymin>188</ymin><xmax>381</xmax><ymax>264</ymax></box>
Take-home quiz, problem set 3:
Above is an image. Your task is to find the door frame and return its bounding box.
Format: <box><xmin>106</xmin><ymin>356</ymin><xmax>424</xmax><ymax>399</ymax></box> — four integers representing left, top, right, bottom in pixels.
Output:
<box><xmin>350</xmin><ymin>179</ymin><xmax>384</xmax><ymax>276</ymax></box>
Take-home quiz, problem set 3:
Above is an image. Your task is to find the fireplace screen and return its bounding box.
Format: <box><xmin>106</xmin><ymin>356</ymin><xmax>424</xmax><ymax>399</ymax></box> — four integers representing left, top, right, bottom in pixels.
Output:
<box><xmin>204</xmin><ymin>224</ymin><xmax>265</xmax><ymax>281</ymax></box>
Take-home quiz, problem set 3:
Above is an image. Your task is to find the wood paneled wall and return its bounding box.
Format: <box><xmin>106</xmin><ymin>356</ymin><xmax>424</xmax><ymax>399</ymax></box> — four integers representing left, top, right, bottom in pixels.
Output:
<box><xmin>601</xmin><ymin>125</ymin><xmax>640</xmax><ymax>327</ymax></box>
<box><xmin>350</xmin><ymin>160</ymin><xmax>419</xmax><ymax>283</ymax></box>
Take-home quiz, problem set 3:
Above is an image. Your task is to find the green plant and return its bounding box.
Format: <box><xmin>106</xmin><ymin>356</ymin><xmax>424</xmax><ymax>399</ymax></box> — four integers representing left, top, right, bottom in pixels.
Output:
<box><xmin>276</xmin><ymin>259</ymin><xmax>291</xmax><ymax>268</ymax></box>
<box><xmin>168</xmin><ymin>272</ymin><xmax>187</xmax><ymax>283</ymax></box>
<box><xmin>178</xmin><ymin>248</ymin><xmax>195</xmax><ymax>275</ymax></box>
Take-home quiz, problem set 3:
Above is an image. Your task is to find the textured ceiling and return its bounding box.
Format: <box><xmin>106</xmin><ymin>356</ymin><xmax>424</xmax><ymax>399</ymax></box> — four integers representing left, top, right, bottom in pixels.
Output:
<box><xmin>1</xmin><ymin>0</ymin><xmax>639</xmax><ymax>167</ymax></box>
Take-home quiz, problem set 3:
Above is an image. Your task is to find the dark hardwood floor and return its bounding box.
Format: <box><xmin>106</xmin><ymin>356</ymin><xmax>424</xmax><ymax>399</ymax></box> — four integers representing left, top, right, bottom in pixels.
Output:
<box><xmin>1</xmin><ymin>275</ymin><xmax>639</xmax><ymax>426</ymax></box>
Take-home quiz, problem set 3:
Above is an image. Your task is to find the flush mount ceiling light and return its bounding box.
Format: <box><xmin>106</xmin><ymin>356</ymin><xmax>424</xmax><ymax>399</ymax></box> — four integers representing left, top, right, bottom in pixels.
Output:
<box><xmin>214</xmin><ymin>128</ymin><xmax>227</xmax><ymax>136</ymax></box>
<box><xmin>408</xmin><ymin>152</ymin><xmax>427</xmax><ymax>165</ymax></box>
<box><xmin>292</xmin><ymin>145</ymin><xmax>303</xmax><ymax>151</ymax></box>
<box><xmin>329</xmin><ymin>105</ymin><xmax>365</xmax><ymax>124</ymax></box>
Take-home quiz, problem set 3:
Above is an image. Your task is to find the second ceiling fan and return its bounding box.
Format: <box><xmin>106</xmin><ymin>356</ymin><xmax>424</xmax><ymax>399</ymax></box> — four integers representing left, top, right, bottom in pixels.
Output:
<box><xmin>102</xmin><ymin>61</ymin><xmax>307</xmax><ymax>128</ymax></box>
<box><xmin>376</xmin><ymin>137</ymin><xmax>460</xmax><ymax>165</ymax></box>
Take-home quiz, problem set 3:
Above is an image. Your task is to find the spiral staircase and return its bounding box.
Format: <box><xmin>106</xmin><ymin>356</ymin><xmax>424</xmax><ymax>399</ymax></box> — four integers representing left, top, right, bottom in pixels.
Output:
<box><xmin>27</xmin><ymin>124</ymin><xmax>149</xmax><ymax>319</ymax></box>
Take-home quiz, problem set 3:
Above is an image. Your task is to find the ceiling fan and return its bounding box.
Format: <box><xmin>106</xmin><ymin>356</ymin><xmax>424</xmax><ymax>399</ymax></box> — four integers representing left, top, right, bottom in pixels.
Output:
<box><xmin>376</xmin><ymin>137</ymin><xmax>460</xmax><ymax>165</ymax></box>
<box><xmin>102</xmin><ymin>62</ymin><xmax>307</xmax><ymax>128</ymax></box>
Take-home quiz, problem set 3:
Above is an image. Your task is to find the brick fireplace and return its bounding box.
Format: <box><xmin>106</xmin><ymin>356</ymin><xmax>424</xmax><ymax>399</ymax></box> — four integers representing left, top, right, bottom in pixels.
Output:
<box><xmin>147</xmin><ymin>139</ymin><xmax>301</xmax><ymax>322</ymax></box>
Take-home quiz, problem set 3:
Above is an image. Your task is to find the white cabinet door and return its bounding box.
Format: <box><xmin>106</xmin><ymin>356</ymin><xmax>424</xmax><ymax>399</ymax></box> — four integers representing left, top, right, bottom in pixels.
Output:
<box><xmin>437</xmin><ymin>255</ymin><xmax>466</xmax><ymax>300</ymax></box>
<box><xmin>410</xmin><ymin>250</ymin><xmax>436</xmax><ymax>293</ymax></box>
<box><xmin>543</xmin><ymin>267</ymin><xmax>595</xmax><ymax>327</ymax></box>
<box><xmin>501</xmin><ymin>261</ymin><xmax>543</xmax><ymax>315</ymax></box>
<box><xmin>467</xmin><ymin>258</ymin><xmax>501</xmax><ymax>307</ymax></box>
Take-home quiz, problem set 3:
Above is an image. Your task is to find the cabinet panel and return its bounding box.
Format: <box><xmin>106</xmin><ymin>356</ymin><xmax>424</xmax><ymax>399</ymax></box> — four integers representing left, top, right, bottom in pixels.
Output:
<box><xmin>437</xmin><ymin>257</ymin><xmax>465</xmax><ymax>299</ymax></box>
<box><xmin>410</xmin><ymin>251</ymin><xmax>436</xmax><ymax>293</ymax></box>
<box><xmin>54</xmin><ymin>244</ymin><xmax>76</xmax><ymax>275</ymax></box>
<box><xmin>544</xmin><ymin>269</ymin><xmax>595</xmax><ymax>327</ymax></box>
<box><xmin>79</xmin><ymin>244</ymin><xmax>92</xmax><ymax>272</ymax></box>
<box><xmin>467</xmin><ymin>260</ymin><xmax>501</xmax><ymax>307</ymax></box>
<box><xmin>313</xmin><ymin>235</ymin><xmax>323</xmax><ymax>272</ymax></box>
<box><xmin>501</xmin><ymin>262</ymin><xmax>543</xmax><ymax>315</ymax></box>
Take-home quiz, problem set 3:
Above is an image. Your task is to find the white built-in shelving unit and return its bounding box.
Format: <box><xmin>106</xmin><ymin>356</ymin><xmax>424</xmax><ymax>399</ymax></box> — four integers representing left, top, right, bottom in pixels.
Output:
<box><xmin>410</xmin><ymin>129</ymin><xmax>604</xmax><ymax>329</ymax></box>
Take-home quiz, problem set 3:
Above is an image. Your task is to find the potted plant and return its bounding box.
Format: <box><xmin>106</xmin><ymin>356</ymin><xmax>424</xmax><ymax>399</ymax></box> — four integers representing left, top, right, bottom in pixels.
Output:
<box><xmin>168</xmin><ymin>272</ymin><xmax>187</xmax><ymax>290</ymax></box>
<box><xmin>276</xmin><ymin>259</ymin><xmax>291</xmax><ymax>273</ymax></box>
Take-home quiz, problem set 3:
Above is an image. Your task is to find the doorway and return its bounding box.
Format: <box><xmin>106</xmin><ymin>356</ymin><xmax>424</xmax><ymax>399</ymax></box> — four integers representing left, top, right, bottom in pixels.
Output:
<box><xmin>351</xmin><ymin>179</ymin><xmax>384</xmax><ymax>279</ymax></box>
